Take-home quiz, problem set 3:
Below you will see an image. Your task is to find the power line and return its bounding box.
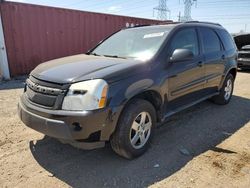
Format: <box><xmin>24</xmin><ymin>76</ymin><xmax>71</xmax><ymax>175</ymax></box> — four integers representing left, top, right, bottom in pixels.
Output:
<box><xmin>39</xmin><ymin>0</ymin><xmax>250</xmax><ymax>17</ymax></box>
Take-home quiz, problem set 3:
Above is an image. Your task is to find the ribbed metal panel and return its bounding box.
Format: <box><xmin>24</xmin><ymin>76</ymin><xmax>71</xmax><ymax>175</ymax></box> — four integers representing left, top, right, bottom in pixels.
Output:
<box><xmin>0</xmin><ymin>2</ymin><xmax>172</xmax><ymax>76</ymax></box>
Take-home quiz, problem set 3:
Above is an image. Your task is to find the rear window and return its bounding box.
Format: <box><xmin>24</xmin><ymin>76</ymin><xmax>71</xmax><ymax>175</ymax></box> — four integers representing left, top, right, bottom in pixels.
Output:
<box><xmin>200</xmin><ymin>27</ymin><xmax>221</xmax><ymax>53</ymax></box>
<box><xmin>217</xmin><ymin>29</ymin><xmax>236</xmax><ymax>51</ymax></box>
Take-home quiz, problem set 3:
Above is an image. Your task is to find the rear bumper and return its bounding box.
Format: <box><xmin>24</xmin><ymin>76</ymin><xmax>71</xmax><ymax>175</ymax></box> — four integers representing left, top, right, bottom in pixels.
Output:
<box><xmin>18</xmin><ymin>95</ymin><xmax>122</xmax><ymax>149</ymax></box>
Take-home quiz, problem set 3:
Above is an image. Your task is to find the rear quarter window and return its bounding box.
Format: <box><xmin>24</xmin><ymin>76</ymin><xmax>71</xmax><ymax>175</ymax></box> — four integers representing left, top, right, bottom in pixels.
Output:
<box><xmin>217</xmin><ymin>29</ymin><xmax>236</xmax><ymax>51</ymax></box>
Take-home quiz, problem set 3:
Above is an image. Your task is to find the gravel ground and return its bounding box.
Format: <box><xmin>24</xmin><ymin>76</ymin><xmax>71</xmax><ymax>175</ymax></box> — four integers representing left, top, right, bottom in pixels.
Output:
<box><xmin>0</xmin><ymin>71</ymin><xmax>250</xmax><ymax>188</ymax></box>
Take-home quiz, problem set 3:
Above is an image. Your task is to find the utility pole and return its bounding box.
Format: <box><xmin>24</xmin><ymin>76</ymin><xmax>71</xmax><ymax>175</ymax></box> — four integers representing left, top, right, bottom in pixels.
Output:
<box><xmin>153</xmin><ymin>0</ymin><xmax>171</xmax><ymax>20</ymax></box>
<box><xmin>178</xmin><ymin>11</ymin><xmax>181</xmax><ymax>22</ymax></box>
<box><xmin>181</xmin><ymin>0</ymin><xmax>197</xmax><ymax>22</ymax></box>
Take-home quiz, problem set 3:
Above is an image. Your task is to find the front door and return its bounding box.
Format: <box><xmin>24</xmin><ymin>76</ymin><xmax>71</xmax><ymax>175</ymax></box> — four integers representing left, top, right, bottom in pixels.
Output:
<box><xmin>166</xmin><ymin>28</ymin><xmax>205</xmax><ymax>112</ymax></box>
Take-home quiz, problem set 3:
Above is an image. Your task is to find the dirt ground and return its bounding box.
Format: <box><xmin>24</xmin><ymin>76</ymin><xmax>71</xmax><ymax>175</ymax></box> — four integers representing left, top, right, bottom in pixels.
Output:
<box><xmin>0</xmin><ymin>71</ymin><xmax>250</xmax><ymax>188</ymax></box>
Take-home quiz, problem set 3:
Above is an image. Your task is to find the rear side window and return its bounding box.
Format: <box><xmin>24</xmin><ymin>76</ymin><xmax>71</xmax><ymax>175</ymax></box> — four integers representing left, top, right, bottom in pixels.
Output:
<box><xmin>217</xmin><ymin>29</ymin><xmax>236</xmax><ymax>51</ymax></box>
<box><xmin>170</xmin><ymin>28</ymin><xmax>199</xmax><ymax>56</ymax></box>
<box><xmin>200</xmin><ymin>27</ymin><xmax>221</xmax><ymax>53</ymax></box>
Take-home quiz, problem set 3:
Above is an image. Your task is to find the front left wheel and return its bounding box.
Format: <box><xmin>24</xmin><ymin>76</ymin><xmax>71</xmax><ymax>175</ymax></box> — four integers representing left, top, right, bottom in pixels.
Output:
<box><xmin>110</xmin><ymin>99</ymin><xmax>156</xmax><ymax>159</ymax></box>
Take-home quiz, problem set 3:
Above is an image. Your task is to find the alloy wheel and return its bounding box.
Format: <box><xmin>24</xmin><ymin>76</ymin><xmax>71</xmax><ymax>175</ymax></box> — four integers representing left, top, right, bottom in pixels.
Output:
<box><xmin>224</xmin><ymin>79</ymin><xmax>232</xmax><ymax>100</ymax></box>
<box><xmin>129</xmin><ymin>112</ymin><xmax>152</xmax><ymax>149</ymax></box>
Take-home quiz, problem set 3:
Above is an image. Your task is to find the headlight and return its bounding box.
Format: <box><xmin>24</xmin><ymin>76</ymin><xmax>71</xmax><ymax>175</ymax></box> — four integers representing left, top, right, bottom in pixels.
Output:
<box><xmin>62</xmin><ymin>79</ymin><xmax>108</xmax><ymax>111</ymax></box>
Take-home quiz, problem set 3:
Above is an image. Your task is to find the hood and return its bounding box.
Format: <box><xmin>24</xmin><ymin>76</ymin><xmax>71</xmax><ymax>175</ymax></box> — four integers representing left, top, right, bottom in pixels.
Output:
<box><xmin>31</xmin><ymin>54</ymin><xmax>146</xmax><ymax>84</ymax></box>
<box><xmin>234</xmin><ymin>33</ymin><xmax>250</xmax><ymax>50</ymax></box>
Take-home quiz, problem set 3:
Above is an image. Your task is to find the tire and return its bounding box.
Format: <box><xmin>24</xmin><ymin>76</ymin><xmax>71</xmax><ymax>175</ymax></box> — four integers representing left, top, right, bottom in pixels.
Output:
<box><xmin>110</xmin><ymin>99</ymin><xmax>156</xmax><ymax>159</ymax></box>
<box><xmin>211</xmin><ymin>73</ymin><xmax>234</xmax><ymax>105</ymax></box>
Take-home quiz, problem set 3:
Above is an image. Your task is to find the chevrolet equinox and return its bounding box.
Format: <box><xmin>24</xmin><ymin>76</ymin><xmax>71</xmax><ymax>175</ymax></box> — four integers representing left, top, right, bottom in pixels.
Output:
<box><xmin>18</xmin><ymin>22</ymin><xmax>238</xmax><ymax>159</ymax></box>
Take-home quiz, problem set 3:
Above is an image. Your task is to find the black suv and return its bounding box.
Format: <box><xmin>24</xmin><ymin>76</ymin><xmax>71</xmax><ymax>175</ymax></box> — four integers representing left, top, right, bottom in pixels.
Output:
<box><xmin>18</xmin><ymin>22</ymin><xmax>237</xmax><ymax>159</ymax></box>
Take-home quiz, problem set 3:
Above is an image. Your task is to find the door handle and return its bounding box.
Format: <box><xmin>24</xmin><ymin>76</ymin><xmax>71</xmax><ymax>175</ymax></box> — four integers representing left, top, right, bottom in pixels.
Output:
<box><xmin>169</xmin><ymin>74</ymin><xmax>177</xmax><ymax>78</ymax></box>
<box><xmin>197</xmin><ymin>61</ymin><xmax>203</xmax><ymax>67</ymax></box>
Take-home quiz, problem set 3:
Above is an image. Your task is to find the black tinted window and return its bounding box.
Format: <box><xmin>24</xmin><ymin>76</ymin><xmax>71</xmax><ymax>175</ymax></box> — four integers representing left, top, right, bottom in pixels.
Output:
<box><xmin>200</xmin><ymin>27</ymin><xmax>221</xmax><ymax>53</ymax></box>
<box><xmin>170</xmin><ymin>28</ymin><xmax>199</xmax><ymax>56</ymax></box>
<box><xmin>217</xmin><ymin>29</ymin><xmax>236</xmax><ymax>50</ymax></box>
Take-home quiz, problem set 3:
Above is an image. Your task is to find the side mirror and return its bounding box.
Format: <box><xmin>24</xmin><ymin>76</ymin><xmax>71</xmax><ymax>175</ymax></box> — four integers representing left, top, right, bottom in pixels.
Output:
<box><xmin>170</xmin><ymin>49</ymin><xmax>194</xmax><ymax>62</ymax></box>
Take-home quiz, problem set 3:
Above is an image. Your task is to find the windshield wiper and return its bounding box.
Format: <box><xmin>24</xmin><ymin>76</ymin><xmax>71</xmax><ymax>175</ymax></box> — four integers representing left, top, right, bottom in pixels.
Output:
<box><xmin>87</xmin><ymin>52</ymin><xmax>127</xmax><ymax>59</ymax></box>
<box><xmin>87</xmin><ymin>52</ymin><xmax>101</xmax><ymax>56</ymax></box>
<box><xmin>103</xmin><ymin>54</ymin><xmax>127</xmax><ymax>59</ymax></box>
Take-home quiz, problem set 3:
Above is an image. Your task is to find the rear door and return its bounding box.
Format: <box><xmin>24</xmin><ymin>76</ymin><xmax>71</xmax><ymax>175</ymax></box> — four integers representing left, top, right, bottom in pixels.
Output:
<box><xmin>198</xmin><ymin>27</ymin><xmax>225</xmax><ymax>94</ymax></box>
<box><xmin>166</xmin><ymin>28</ymin><xmax>205</xmax><ymax>111</ymax></box>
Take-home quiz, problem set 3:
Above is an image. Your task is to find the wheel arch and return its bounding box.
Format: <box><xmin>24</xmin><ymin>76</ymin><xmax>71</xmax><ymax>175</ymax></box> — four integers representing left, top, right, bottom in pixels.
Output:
<box><xmin>228</xmin><ymin>68</ymin><xmax>237</xmax><ymax>80</ymax></box>
<box><xmin>219</xmin><ymin>67</ymin><xmax>237</xmax><ymax>89</ymax></box>
<box><xmin>120</xmin><ymin>89</ymin><xmax>163</xmax><ymax>123</ymax></box>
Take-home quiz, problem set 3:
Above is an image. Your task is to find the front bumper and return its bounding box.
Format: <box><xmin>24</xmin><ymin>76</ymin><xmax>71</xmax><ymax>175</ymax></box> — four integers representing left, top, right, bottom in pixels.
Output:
<box><xmin>18</xmin><ymin>95</ymin><xmax>122</xmax><ymax>149</ymax></box>
<box><xmin>238</xmin><ymin>58</ymin><xmax>250</xmax><ymax>68</ymax></box>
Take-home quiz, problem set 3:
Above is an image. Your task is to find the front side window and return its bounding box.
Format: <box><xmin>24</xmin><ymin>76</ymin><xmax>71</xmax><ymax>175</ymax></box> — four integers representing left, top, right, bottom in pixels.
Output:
<box><xmin>91</xmin><ymin>26</ymin><xmax>172</xmax><ymax>61</ymax></box>
<box><xmin>200</xmin><ymin>27</ymin><xmax>221</xmax><ymax>53</ymax></box>
<box><xmin>170</xmin><ymin>28</ymin><xmax>199</xmax><ymax>56</ymax></box>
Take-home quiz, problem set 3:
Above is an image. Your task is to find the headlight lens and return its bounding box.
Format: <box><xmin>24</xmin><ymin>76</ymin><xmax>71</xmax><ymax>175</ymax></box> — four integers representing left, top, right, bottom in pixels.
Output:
<box><xmin>62</xmin><ymin>79</ymin><xmax>108</xmax><ymax>111</ymax></box>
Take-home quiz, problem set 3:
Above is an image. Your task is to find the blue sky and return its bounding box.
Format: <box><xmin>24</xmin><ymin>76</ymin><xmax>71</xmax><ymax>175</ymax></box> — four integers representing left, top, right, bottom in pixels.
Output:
<box><xmin>8</xmin><ymin>0</ymin><xmax>250</xmax><ymax>33</ymax></box>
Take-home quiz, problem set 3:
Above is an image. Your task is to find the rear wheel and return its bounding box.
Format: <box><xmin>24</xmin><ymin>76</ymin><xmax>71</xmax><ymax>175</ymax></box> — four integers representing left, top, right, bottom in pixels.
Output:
<box><xmin>110</xmin><ymin>99</ymin><xmax>156</xmax><ymax>159</ymax></box>
<box><xmin>211</xmin><ymin>73</ymin><xmax>234</xmax><ymax>105</ymax></box>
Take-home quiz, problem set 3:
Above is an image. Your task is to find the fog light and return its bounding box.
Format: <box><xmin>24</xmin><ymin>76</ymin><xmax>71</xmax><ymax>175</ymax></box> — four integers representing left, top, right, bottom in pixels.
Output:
<box><xmin>72</xmin><ymin>122</ymin><xmax>82</xmax><ymax>131</ymax></box>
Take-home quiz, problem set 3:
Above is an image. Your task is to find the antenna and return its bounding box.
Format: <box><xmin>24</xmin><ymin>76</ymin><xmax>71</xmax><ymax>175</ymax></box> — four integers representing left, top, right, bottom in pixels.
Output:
<box><xmin>153</xmin><ymin>0</ymin><xmax>171</xmax><ymax>20</ymax></box>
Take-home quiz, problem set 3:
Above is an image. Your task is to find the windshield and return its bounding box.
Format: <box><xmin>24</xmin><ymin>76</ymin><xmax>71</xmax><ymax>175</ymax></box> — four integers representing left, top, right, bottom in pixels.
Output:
<box><xmin>91</xmin><ymin>26</ymin><xmax>172</xmax><ymax>61</ymax></box>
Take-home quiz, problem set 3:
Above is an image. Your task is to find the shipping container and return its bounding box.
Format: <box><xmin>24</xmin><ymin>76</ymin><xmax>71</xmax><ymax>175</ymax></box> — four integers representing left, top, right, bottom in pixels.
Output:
<box><xmin>0</xmin><ymin>1</ymin><xmax>172</xmax><ymax>77</ymax></box>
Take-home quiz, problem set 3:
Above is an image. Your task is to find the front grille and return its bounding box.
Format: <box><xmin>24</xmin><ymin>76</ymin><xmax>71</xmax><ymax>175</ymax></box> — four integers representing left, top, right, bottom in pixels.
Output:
<box><xmin>238</xmin><ymin>53</ymin><xmax>250</xmax><ymax>59</ymax></box>
<box><xmin>25</xmin><ymin>76</ymin><xmax>68</xmax><ymax>109</ymax></box>
<box><xmin>26</xmin><ymin>87</ymin><xmax>57</xmax><ymax>107</ymax></box>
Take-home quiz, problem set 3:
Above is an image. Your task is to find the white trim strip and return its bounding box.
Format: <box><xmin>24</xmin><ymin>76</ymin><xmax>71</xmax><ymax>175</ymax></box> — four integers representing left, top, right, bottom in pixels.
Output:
<box><xmin>0</xmin><ymin>12</ymin><xmax>10</xmax><ymax>79</ymax></box>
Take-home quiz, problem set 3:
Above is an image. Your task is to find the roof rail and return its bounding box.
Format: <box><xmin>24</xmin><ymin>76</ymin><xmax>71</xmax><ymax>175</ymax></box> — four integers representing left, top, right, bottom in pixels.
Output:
<box><xmin>184</xmin><ymin>21</ymin><xmax>222</xmax><ymax>26</ymax></box>
<box><xmin>131</xmin><ymin>24</ymin><xmax>151</xmax><ymax>28</ymax></box>
<box><xmin>123</xmin><ymin>24</ymin><xmax>152</xmax><ymax>29</ymax></box>
<box><xmin>123</xmin><ymin>22</ymin><xmax>178</xmax><ymax>30</ymax></box>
